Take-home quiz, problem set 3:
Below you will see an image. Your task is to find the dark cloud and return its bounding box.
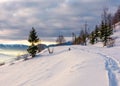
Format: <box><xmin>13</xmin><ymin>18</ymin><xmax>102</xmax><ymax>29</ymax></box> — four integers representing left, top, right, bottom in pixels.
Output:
<box><xmin>0</xmin><ymin>0</ymin><xmax>119</xmax><ymax>40</ymax></box>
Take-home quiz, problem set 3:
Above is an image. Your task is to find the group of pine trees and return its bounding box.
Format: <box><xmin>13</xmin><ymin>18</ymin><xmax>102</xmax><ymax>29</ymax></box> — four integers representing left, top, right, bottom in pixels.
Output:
<box><xmin>27</xmin><ymin>6</ymin><xmax>120</xmax><ymax>57</ymax></box>
<box><xmin>89</xmin><ymin>5</ymin><xmax>120</xmax><ymax>46</ymax></box>
<box><xmin>90</xmin><ymin>8</ymin><xmax>114</xmax><ymax>46</ymax></box>
<box><xmin>72</xmin><ymin>7</ymin><xmax>116</xmax><ymax>46</ymax></box>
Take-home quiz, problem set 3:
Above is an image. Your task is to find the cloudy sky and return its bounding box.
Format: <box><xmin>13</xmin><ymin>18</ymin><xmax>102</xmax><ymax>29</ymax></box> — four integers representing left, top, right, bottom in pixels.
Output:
<box><xmin>0</xmin><ymin>0</ymin><xmax>120</xmax><ymax>43</ymax></box>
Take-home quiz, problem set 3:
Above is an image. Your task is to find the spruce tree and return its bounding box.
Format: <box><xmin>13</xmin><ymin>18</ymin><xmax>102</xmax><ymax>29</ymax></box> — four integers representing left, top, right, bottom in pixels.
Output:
<box><xmin>100</xmin><ymin>21</ymin><xmax>105</xmax><ymax>40</ymax></box>
<box><xmin>100</xmin><ymin>8</ymin><xmax>113</xmax><ymax>46</ymax></box>
<box><xmin>107</xmin><ymin>14</ymin><xmax>113</xmax><ymax>35</ymax></box>
<box><xmin>94</xmin><ymin>25</ymin><xmax>99</xmax><ymax>43</ymax></box>
<box><xmin>27</xmin><ymin>27</ymin><xmax>39</xmax><ymax>57</ymax></box>
<box><xmin>90</xmin><ymin>31</ymin><xmax>95</xmax><ymax>44</ymax></box>
<box><xmin>100</xmin><ymin>21</ymin><xmax>112</xmax><ymax>46</ymax></box>
<box><xmin>103</xmin><ymin>22</ymin><xmax>109</xmax><ymax>46</ymax></box>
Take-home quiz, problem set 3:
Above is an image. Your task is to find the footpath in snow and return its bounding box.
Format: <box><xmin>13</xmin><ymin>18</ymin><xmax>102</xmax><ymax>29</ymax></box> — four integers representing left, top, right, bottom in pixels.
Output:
<box><xmin>74</xmin><ymin>45</ymin><xmax>120</xmax><ymax>86</ymax></box>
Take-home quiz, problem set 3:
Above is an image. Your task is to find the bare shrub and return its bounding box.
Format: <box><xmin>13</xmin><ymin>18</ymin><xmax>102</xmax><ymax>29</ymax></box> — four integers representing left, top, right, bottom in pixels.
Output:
<box><xmin>48</xmin><ymin>47</ymin><xmax>54</xmax><ymax>54</ymax></box>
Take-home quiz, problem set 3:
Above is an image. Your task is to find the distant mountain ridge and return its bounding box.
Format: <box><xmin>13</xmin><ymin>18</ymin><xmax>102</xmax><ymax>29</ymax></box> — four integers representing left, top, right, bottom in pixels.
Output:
<box><xmin>0</xmin><ymin>44</ymin><xmax>28</xmax><ymax>50</ymax></box>
<box><xmin>0</xmin><ymin>44</ymin><xmax>49</xmax><ymax>50</ymax></box>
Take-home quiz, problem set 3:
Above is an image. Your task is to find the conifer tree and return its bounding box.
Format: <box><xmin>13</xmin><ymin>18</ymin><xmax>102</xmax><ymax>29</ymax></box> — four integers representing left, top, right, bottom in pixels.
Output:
<box><xmin>90</xmin><ymin>31</ymin><xmax>95</xmax><ymax>44</ymax></box>
<box><xmin>27</xmin><ymin>27</ymin><xmax>39</xmax><ymax>57</ymax></box>
<box><xmin>103</xmin><ymin>22</ymin><xmax>109</xmax><ymax>46</ymax></box>
<box><xmin>100</xmin><ymin>21</ymin><xmax>105</xmax><ymax>40</ymax></box>
<box><xmin>100</xmin><ymin>8</ymin><xmax>113</xmax><ymax>46</ymax></box>
<box><xmin>94</xmin><ymin>25</ymin><xmax>99</xmax><ymax>43</ymax></box>
<box><xmin>107</xmin><ymin>14</ymin><xmax>113</xmax><ymax>35</ymax></box>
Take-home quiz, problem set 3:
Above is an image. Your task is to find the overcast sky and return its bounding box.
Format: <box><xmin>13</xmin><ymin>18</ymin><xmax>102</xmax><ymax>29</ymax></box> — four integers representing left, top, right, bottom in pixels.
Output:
<box><xmin>0</xmin><ymin>0</ymin><xmax>120</xmax><ymax>41</ymax></box>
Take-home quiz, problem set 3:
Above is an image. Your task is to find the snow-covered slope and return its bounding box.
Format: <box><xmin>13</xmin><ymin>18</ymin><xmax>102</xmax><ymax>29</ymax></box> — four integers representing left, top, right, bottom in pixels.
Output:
<box><xmin>0</xmin><ymin>45</ymin><xmax>120</xmax><ymax>86</ymax></box>
<box><xmin>0</xmin><ymin>53</ymin><xmax>15</xmax><ymax>63</ymax></box>
<box><xmin>0</xmin><ymin>24</ymin><xmax>120</xmax><ymax>86</ymax></box>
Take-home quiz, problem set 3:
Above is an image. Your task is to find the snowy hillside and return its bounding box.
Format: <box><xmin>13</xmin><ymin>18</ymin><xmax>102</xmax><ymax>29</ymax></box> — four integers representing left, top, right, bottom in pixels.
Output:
<box><xmin>0</xmin><ymin>45</ymin><xmax>120</xmax><ymax>86</ymax></box>
<box><xmin>0</xmin><ymin>53</ymin><xmax>15</xmax><ymax>62</ymax></box>
<box><xmin>0</xmin><ymin>24</ymin><xmax>120</xmax><ymax>86</ymax></box>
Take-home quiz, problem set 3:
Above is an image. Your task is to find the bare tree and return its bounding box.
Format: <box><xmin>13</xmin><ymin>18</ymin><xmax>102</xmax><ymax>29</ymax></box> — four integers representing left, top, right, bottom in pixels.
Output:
<box><xmin>56</xmin><ymin>35</ymin><xmax>66</xmax><ymax>45</ymax></box>
<box><xmin>112</xmin><ymin>5</ymin><xmax>120</xmax><ymax>24</ymax></box>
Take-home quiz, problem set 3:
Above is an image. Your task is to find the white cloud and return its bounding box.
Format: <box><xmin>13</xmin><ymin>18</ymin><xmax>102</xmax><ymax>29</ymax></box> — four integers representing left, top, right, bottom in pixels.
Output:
<box><xmin>0</xmin><ymin>0</ymin><xmax>11</xmax><ymax>3</ymax></box>
<box><xmin>0</xmin><ymin>0</ymin><xmax>118</xmax><ymax>40</ymax></box>
<box><xmin>0</xmin><ymin>29</ymin><xmax>19</xmax><ymax>36</ymax></box>
<box><xmin>13</xmin><ymin>8</ymin><xmax>35</xmax><ymax>17</ymax></box>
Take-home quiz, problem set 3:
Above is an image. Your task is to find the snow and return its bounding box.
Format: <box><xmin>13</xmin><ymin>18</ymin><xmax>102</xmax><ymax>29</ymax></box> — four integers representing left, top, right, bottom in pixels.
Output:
<box><xmin>0</xmin><ymin>24</ymin><xmax>120</xmax><ymax>86</ymax></box>
<box><xmin>0</xmin><ymin>45</ymin><xmax>120</xmax><ymax>86</ymax></box>
<box><xmin>0</xmin><ymin>46</ymin><xmax>109</xmax><ymax>86</ymax></box>
<box><xmin>0</xmin><ymin>53</ymin><xmax>15</xmax><ymax>63</ymax></box>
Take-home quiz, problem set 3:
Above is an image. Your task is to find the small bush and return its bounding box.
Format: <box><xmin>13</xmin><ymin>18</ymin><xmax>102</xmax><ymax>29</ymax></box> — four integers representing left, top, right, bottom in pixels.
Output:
<box><xmin>0</xmin><ymin>62</ymin><xmax>5</xmax><ymax>66</ymax></box>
